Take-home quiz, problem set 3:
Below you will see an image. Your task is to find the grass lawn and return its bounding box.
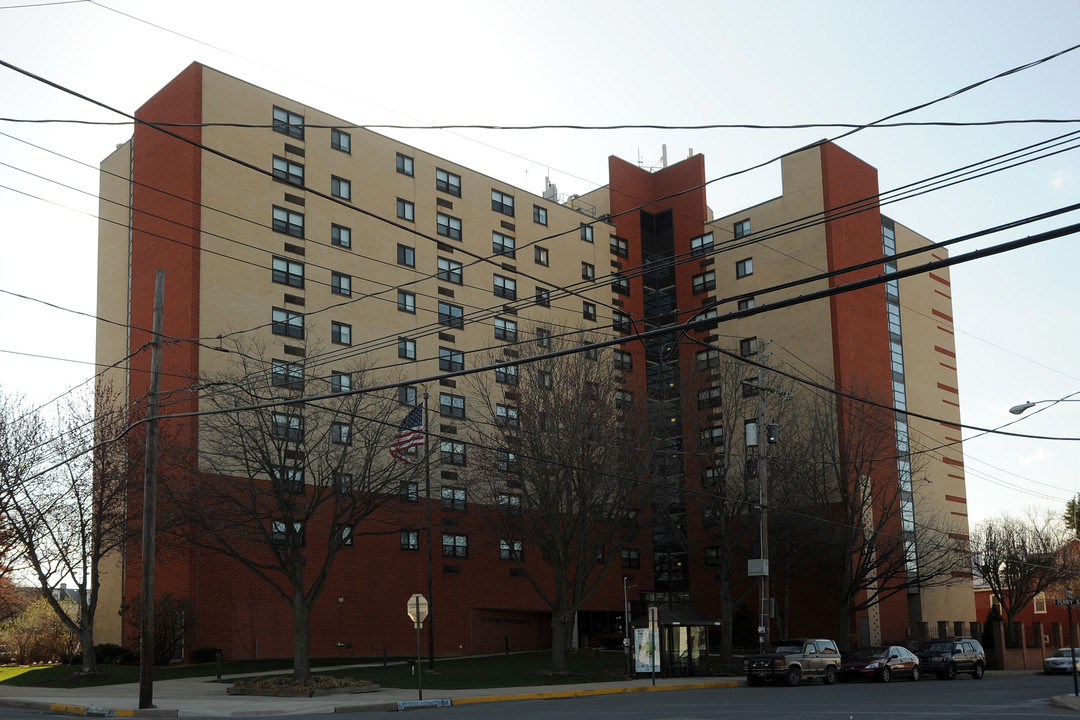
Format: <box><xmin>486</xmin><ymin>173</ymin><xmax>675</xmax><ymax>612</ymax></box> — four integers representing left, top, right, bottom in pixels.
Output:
<box><xmin>0</xmin><ymin>651</ymin><xmax>630</xmax><ymax>690</ymax></box>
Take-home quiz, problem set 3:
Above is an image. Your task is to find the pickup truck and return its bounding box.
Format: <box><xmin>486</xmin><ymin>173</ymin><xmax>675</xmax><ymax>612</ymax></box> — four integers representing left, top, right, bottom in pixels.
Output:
<box><xmin>744</xmin><ymin>638</ymin><xmax>841</xmax><ymax>686</ymax></box>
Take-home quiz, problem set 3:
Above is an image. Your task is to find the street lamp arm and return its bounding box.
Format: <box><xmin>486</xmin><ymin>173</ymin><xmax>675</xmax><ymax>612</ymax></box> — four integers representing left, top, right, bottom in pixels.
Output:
<box><xmin>1009</xmin><ymin>396</ymin><xmax>1080</xmax><ymax>415</ymax></box>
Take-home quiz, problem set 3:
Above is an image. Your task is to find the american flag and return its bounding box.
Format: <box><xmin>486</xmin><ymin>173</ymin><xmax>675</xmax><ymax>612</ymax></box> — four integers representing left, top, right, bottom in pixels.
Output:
<box><xmin>389</xmin><ymin>402</ymin><xmax>425</xmax><ymax>464</ymax></box>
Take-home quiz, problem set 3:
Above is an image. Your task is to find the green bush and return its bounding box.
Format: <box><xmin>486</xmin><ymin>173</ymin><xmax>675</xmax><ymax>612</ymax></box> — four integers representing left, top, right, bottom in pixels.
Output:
<box><xmin>191</xmin><ymin>647</ymin><xmax>221</xmax><ymax>663</ymax></box>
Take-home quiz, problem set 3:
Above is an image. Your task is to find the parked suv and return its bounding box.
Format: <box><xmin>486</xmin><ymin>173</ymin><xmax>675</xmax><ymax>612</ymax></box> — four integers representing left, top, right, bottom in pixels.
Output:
<box><xmin>744</xmin><ymin>638</ymin><xmax>841</xmax><ymax>686</ymax></box>
<box><xmin>916</xmin><ymin>636</ymin><xmax>985</xmax><ymax>680</ymax></box>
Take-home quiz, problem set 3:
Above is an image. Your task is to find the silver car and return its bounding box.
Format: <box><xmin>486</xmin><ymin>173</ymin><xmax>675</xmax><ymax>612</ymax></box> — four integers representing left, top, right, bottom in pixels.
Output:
<box><xmin>1044</xmin><ymin>648</ymin><xmax>1080</xmax><ymax>674</ymax></box>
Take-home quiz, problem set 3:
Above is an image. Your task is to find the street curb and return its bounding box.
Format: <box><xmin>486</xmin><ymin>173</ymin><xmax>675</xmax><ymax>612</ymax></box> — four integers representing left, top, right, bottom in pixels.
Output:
<box><xmin>449</xmin><ymin>680</ymin><xmax>742</xmax><ymax>706</ymax></box>
<box><xmin>0</xmin><ymin>699</ymin><xmax>177</xmax><ymax>717</ymax></box>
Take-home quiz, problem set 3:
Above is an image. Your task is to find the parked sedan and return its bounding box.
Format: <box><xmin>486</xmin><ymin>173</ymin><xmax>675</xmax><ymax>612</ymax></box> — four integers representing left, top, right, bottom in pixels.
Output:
<box><xmin>839</xmin><ymin>645</ymin><xmax>920</xmax><ymax>683</ymax></box>
<box><xmin>1044</xmin><ymin>648</ymin><xmax>1080</xmax><ymax>674</ymax></box>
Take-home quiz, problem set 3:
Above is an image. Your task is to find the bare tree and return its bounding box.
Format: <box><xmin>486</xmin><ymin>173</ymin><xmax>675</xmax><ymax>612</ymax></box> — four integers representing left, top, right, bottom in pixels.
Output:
<box><xmin>680</xmin><ymin>344</ymin><xmax>795</xmax><ymax>660</ymax></box>
<box><xmin>773</xmin><ymin>387</ymin><xmax>965</xmax><ymax>648</ymax></box>
<box><xmin>164</xmin><ymin>350</ymin><xmax>419</xmax><ymax>683</ymax></box>
<box><xmin>0</xmin><ymin>383</ymin><xmax>131</xmax><ymax>675</ymax></box>
<box><xmin>466</xmin><ymin>332</ymin><xmax>653</xmax><ymax>673</ymax></box>
<box><xmin>971</xmin><ymin>508</ymin><xmax>1077</xmax><ymax>644</ymax></box>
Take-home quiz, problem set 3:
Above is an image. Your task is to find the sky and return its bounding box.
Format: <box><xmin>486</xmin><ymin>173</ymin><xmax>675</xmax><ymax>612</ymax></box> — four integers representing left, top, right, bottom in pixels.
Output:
<box><xmin>0</xmin><ymin>0</ymin><xmax>1077</xmax><ymax>527</ymax></box>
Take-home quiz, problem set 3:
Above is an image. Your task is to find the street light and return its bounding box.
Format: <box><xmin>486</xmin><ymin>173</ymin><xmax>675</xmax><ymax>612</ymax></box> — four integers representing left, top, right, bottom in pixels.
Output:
<box><xmin>1009</xmin><ymin>398</ymin><xmax>1080</xmax><ymax>415</ymax></box>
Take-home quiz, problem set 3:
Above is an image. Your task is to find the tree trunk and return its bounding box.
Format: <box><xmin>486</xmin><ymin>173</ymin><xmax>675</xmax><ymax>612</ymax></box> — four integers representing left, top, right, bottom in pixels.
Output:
<box><xmin>549</xmin><ymin>611</ymin><xmax>571</xmax><ymax>673</ymax></box>
<box><xmin>837</xmin><ymin>602</ymin><xmax>852</xmax><ymax>652</ymax></box>
<box><xmin>293</xmin><ymin>595</ymin><xmax>311</xmax><ymax>683</ymax></box>
<box><xmin>79</xmin><ymin>626</ymin><xmax>99</xmax><ymax>674</ymax></box>
<box><xmin>718</xmin><ymin>579</ymin><xmax>734</xmax><ymax>662</ymax></box>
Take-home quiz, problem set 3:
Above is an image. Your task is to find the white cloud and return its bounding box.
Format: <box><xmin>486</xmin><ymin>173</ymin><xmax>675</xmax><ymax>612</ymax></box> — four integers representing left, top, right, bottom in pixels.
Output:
<box><xmin>1017</xmin><ymin>449</ymin><xmax>1052</xmax><ymax>465</ymax></box>
<box><xmin>1050</xmin><ymin>169</ymin><xmax>1069</xmax><ymax>190</ymax></box>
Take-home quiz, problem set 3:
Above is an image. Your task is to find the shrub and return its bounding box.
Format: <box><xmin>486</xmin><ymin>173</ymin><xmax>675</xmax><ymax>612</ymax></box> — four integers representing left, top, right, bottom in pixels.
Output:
<box><xmin>191</xmin><ymin>647</ymin><xmax>221</xmax><ymax>663</ymax></box>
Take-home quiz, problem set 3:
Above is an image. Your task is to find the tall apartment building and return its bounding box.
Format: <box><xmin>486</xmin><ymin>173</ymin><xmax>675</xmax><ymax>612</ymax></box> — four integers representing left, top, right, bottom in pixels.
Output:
<box><xmin>95</xmin><ymin>63</ymin><xmax>975</xmax><ymax>662</ymax></box>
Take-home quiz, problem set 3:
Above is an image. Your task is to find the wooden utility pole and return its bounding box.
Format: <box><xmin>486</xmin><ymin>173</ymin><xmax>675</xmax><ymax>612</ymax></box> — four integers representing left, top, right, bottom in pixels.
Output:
<box><xmin>139</xmin><ymin>270</ymin><xmax>164</xmax><ymax>709</ymax></box>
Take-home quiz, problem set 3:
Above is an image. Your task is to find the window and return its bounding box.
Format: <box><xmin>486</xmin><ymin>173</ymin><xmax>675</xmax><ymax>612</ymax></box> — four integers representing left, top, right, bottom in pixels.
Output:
<box><xmin>331</xmin><ymin>223</ymin><xmax>350</xmax><ymax>248</ymax></box>
<box><xmin>438</xmin><ymin>257</ymin><xmax>463</xmax><ymax>284</ymax></box>
<box><xmin>398</xmin><ymin>338</ymin><xmax>416</xmax><ymax>360</ymax></box>
<box><xmin>441</xmin><ymin>486</ymin><xmax>466</xmax><ymax>511</ymax></box>
<box><xmin>621</xmin><ymin>548</ymin><xmax>641</xmax><ymax>569</ymax></box>
<box><xmin>439</xmin><ymin>392</ymin><xmax>465</xmax><ymax>419</ymax></box>
<box><xmin>442</xmin><ymin>532</ymin><xmax>468</xmax><ymax>557</ymax></box>
<box><xmin>535</xmin><ymin>287</ymin><xmax>551</xmax><ymax>307</ymax></box>
<box><xmin>331</xmin><ymin>272</ymin><xmax>351</xmax><ymax>296</ymax></box>
<box><xmin>734</xmin><ymin>219</ymin><xmax>751</xmax><ymax>238</ymax></box>
<box><xmin>397</xmin><ymin>290</ymin><xmax>415</xmax><ymax>313</ymax></box>
<box><xmin>331</xmin><ymin>176</ymin><xmax>351</xmax><ymax>200</ymax></box>
<box><xmin>331</xmin><ymin>128</ymin><xmax>350</xmax><ymax>153</ymax></box>
<box><xmin>690</xmin><ymin>232</ymin><xmax>714</xmax><ymax>257</ymax></box>
<box><xmin>271</xmin><ymin>412</ymin><xmax>303</xmax><ymax>442</ymax></box>
<box><xmin>400</xmin><ymin>480</ymin><xmax>418</xmax><ymax>502</ymax></box>
<box><xmin>583</xmin><ymin>302</ymin><xmax>597</xmax><ymax>321</ymax></box>
<box><xmin>497</xmin><ymin>493</ymin><xmax>522</xmax><ymax>515</ymax></box>
<box><xmin>696</xmin><ymin>349</ymin><xmax>720</xmax><ymax>370</ymax></box>
<box><xmin>496</xmin><ymin>404</ymin><xmax>518</xmax><ymax>427</ymax></box>
<box><xmin>334</xmin><ymin>473</ymin><xmax>353</xmax><ymax>494</ymax></box>
<box><xmin>439</xmin><ymin>347</ymin><xmax>464</xmax><ymax>372</ymax></box>
<box><xmin>583</xmin><ymin>346</ymin><xmax>598</xmax><ymax>361</ymax></box>
<box><xmin>612</xmin><ymin>276</ymin><xmax>630</xmax><ymax>296</ymax></box>
<box><xmin>692</xmin><ymin>271</ymin><xmax>716</xmax><ymax>294</ymax></box>
<box><xmin>436</xmin><ymin>168</ymin><xmax>461</xmax><ymax>197</ymax></box>
<box><xmin>1034</xmin><ymin>592</ymin><xmax>1047</xmax><ymax>614</ymax></box>
<box><xmin>331</xmin><ymin>422</ymin><xmax>351</xmax><ymax>444</ymax></box>
<box><xmin>500</xmin><ymin>539</ymin><xmax>523</xmax><ymax>561</ymax></box>
<box><xmin>272</xmin><ymin>156</ymin><xmax>304</xmax><ymax>186</ymax></box>
<box><xmin>534</xmin><ymin>246</ymin><xmax>549</xmax><ymax>266</ymax></box>
<box><xmin>273</xmin><ymin>206</ymin><xmax>304</xmax><ymax>237</ymax></box>
<box><xmin>437</xmin><ymin>212</ymin><xmax>462</xmax><ymax>240</ymax></box>
<box><xmin>612</xmin><ymin>311</ymin><xmax>632</xmax><ymax>333</ymax></box>
<box><xmin>533</xmin><ymin>205</ymin><xmax>547</xmax><ymax>225</ymax></box>
<box><xmin>699</xmin><ymin>425</ymin><xmax>723</xmax><ymax>447</ymax></box>
<box><xmin>737</xmin><ymin>297</ymin><xmax>755</xmax><ymax>311</ymax></box>
<box><xmin>702</xmin><ymin>466</ymin><xmax>719</xmax><ymax>486</ymax></box>
<box><xmin>698</xmin><ymin>386</ymin><xmax>722</xmax><ymax>409</ymax></box>
<box><xmin>740</xmin><ymin>337</ymin><xmax>758</xmax><ymax>356</ymax></box>
<box><xmin>614</xmin><ymin>349</ymin><xmax>632</xmax><ymax>371</ymax></box>
<box><xmin>401</xmin><ymin>530</ymin><xmax>419</xmax><ymax>551</ymax></box>
<box><xmin>272</xmin><ymin>520</ymin><xmax>304</xmax><ymax>546</ymax></box>
<box><xmin>341</xmin><ymin>526</ymin><xmax>354</xmax><ymax>547</ymax></box>
<box><xmin>610</xmin><ymin>236</ymin><xmax>628</xmax><ymax>258</ymax></box>
<box><xmin>272</xmin><ymin>257</ymin><xmax>304</xmax><ymax>287</ymax></box>
<box><xmin>440</xmin><ymin>441</ymin><xmax>466</xmax><ymax>466</ymax></box>
<box><xmin>272</xmin><ymin>106</ymin><xmax>304</xmax><ymax>139</ymax></box>
<box><xmin>705</xmin><ymin>547</ymin><xmax>721</xmax><ymax>566</ymax></box>
<box><xmin>491</xmin><ymin>189</ymin><xmax>515</xmax><ymax>216</ymax></box>
<box><xmin>272</xmin><ymin>465</ymin><xmax>303</xmax><ymax>493</ymax></box>
<box><xmin>581</xmin><ymin>262</ymin><xmax>595</xmax><ymax>281</ymax></box>
<box><xmin>494</xmin><ymin>317</ymin><xmax>517</xmax><ymax>342</ymax></box>
<box><xmin>736</xmin><ymin>258</ymin><xmax>754</xmax><ymax>278</ymax></box>
<box><xmin>397</xmin><ymin>198</ymin><xmax>414</xmax><ymax>221</ymax></box>
<box><xmin>536</xmin><ymin>328</ymin><xmax>551</xmax><ymax>348</ymax></box>
<box><xmin>272</xmin><ymin>308</ymin><xmax>303</xmax><ymax>339</ymax></box>
<box><xmin>398</xmin><ymin>386</ymin><xmax>417</xmax><ymax>405</ymax></box>
<box><xmin>580</xmin><ymin>224</ymin><xmax>593</xmax><ymax>243</ymax></box>
<box><xmin>495</xmin><ymin>364</ymin><xmax>518</xmax><ymax>385</ymax></box>
<box><xmin>743</xmin><ymin>378</ymin><xmax>759</xmax><ymax>398</ymax></box>
<box><xmin>395</xmin><ymin>245</ymin><xmax>415</xmax><ymax>268</ymax></box>
<box><xmin>331</xmin><ymin>321</ymin><xmax>351</xmax><ymax>345</ymax></box>
<box><xmin>539</xmin><ymin>371</ymin><xmax>553</xmax><ymax>390</ymax></box>
<box><xmin>396</xmin><ymin>153</ymin><xmax>414</xmax><ymax>176</ymax></box>
<box><xmin>493</xmin><ymin>274</ymin><xmax>516</xmax><ymax>300</ymax></box>
<box><xmin>497</xmin><ymin>451</ymin><xmax>519</xmax><ymax>473</ymax></box>
<box><xmin>492</xmin><ymin>231</ymin><xmax>515</xmax><ymax>258</ymax></box>
<box><xmin>272</xmin><ymin>360</ymin><xmax>304</xmax><ymax>390</ymax></box>
<box><xmin>438</xmin><ymin>301</ymin><xmax>464</xmax><ymax>329</ymax></box>
<box><xmin>331</xmin><ymin>371</ymin><xmax>351</xmax><ymax>393</ymax></box>
<box><xmin>615</xmin><ymin>389</ymin><xmax>634</xmax><ymax>410</ymax></box>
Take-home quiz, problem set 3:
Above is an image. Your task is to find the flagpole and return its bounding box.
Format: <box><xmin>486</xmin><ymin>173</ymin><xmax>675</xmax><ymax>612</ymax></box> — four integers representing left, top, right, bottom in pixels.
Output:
<box><xmin>423</xmin><ymin>390</ymin><xmax>435</xmax><ymax>671</ymax></box>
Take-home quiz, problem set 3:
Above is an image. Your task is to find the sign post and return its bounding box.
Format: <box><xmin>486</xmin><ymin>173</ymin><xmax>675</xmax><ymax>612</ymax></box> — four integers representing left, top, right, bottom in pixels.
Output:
<box><xmin>648</xmin><ymin>606</ymin><xmax>659</xmax><ymax>686</ymax></box>
<box><xmin>407</xmin><ymin>594</ymin><xmax>429</xmax><ymax>701</ymax></box>
<box><xmin>1054</xmin><ymin>595</ymin><xmax>1080</xmax><ymax>696</ymax></box>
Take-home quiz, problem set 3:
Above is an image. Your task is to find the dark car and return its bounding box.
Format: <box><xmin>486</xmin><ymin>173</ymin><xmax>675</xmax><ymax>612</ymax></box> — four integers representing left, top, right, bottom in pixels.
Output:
<box><xmin>917</xmin><ymin>636</ymin><xmax>985</xmax><ymax>680</ymax></box>
<box><xmin>839</xmin><ymin>645</ymin><xmax>920</xmax><ymax>683</ymax></box>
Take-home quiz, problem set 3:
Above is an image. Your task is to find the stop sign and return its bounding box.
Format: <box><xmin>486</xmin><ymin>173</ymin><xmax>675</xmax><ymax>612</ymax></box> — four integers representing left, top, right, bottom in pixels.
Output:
<box><xmin>407</xmin><ymin>593</ymin><xmax>429</xmax><ymax>623</ymax></box>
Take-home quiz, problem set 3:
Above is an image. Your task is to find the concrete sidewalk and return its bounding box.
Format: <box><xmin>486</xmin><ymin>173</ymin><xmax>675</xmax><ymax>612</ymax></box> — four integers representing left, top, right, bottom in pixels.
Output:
<box><xmin>0</xmin><ymin>675</ymin><xmax>742</xmax><ymax>716</ymax></box>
